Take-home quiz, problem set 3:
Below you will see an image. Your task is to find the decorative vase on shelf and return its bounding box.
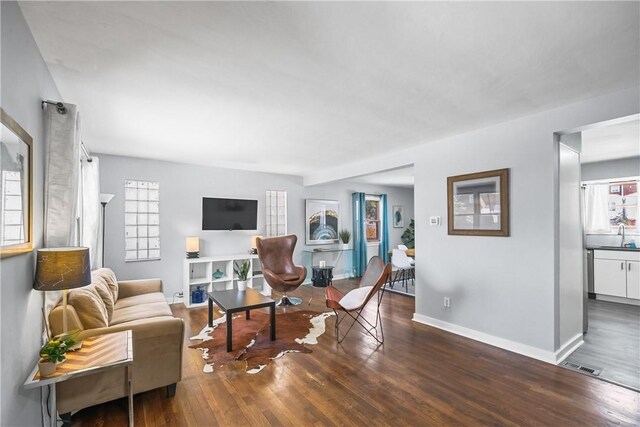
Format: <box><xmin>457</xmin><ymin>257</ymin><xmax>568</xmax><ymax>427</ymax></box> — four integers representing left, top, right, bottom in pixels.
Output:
<box><xmin>342</xmin><ymin>244</ymin><xmax>349</xmax><ymax>250</ymax></box>
<box><xmin>191</xmin><ymin>286</ymin><xmax>205</xmax><ymax>304</ymax></box>
<box><xmin>237</xmin><ymin>280</ymin><xmax>248</xmax><ymax>292</ymax></box>
<box><xmin>212</xmin><ymin>269</ymin><xmax>224</xmax><ymax>279</ymax></box>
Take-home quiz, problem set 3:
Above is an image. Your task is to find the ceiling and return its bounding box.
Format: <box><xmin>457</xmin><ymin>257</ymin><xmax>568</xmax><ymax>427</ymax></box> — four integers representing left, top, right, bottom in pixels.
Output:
<box><xmin>349</xmin><ymin>166</ymin><xmax>414</xmax><ymax>189</ymax></box>
<box><xmin>20</xmin><ymin>2</ymin><xmax>640</xmax><ymax>176</ymax></box>
<box><xmin>581</xmin><ymin>118</ymin><xmax>640</xmax><ymax>164</ymax></box>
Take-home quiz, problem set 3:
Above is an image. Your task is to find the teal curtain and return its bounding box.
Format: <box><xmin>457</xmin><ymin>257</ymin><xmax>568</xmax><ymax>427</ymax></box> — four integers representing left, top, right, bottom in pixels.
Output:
<box><xmin>352</xmin><ymin>192</ymin><xmax>367</xmax><ymax>277</ymax></box>
<box><xmin>379</xmin><ymin>194</ymin><xmax>389</xmax><ymax>263</ymax></box>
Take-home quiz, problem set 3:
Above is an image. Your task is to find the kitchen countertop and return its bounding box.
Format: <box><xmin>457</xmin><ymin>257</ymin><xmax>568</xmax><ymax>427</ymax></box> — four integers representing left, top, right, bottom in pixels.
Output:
<box><xmin>587</xmin><ymin>245</ymin><xmax>640</xmax><ymax>252</ymax></box>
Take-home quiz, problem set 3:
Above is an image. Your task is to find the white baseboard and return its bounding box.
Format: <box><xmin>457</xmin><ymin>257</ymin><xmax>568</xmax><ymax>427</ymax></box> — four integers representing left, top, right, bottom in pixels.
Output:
<box><xmin>554</xmin><ymin>333</ymin><xmax>584</xmax><ymax>364</ymax></box>
<box><xmin>412</xmin><ymin>313</ymin><xmax>558</xmax><ymax>364</ymax></box>
<box><xmin>167</xmin><ymin>296</ymin><xmax>183</xmax><ymax>306</ymax></box>
<box><xmin>596</xmin><ymin>294</ymin><xmax>640</xmax><ymax>306</ymax></box>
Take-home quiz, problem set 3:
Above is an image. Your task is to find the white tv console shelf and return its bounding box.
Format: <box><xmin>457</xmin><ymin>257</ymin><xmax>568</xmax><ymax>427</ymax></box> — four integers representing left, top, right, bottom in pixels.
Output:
<box><xmin>183</xmin><ymin>254</ymin><xmax>270</xmax><ymax>309</ymax></box>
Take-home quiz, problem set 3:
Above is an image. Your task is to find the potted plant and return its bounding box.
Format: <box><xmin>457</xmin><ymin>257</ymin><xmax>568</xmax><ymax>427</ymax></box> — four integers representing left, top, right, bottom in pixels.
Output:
<box><xmin>401</xmin><ymin>219</ymin><xmax>415</xmax><ymax>249</ymax></box>
<box><xmin>38</xmin><ymin>330</ymin><xmax>79</xmax><ymax>377</ymax></box>
<box><xmin>234</xmin><ymin>260</ymin><xmax>251</xmax><ymax>291</ymax></box>
<box><xmin>339</xmin><ymin>229</ymin><xmax>351</xmax><ymax>250</ymax></box>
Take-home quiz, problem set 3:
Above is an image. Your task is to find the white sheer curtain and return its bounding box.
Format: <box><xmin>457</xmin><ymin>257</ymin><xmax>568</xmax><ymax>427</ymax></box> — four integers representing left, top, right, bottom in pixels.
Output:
<box><xmin>81</xmin><ymin>157</ymin><xmax>101</xmax><ymax>268</ymax></box>
<box><xmin>584</xmin><ymin>184</ymin><xmax>610</xmax><ymax>233</ymax></box>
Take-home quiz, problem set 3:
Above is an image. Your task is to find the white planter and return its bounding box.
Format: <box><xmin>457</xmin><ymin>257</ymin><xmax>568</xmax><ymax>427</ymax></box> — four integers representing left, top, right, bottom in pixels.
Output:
<box><xmin>342</xmin><ymin>243</ymin><xmax>349</xmax><ymax>250</ymax></box>
<box><xmin>237</xmin><ymin>280</ymin><xmax>248</xmax><ymax>291</ymax></box>
<box><xmin>38</xmin><ymin>360</ymin><xmax>57</xmax><ymax>377</ymax></box>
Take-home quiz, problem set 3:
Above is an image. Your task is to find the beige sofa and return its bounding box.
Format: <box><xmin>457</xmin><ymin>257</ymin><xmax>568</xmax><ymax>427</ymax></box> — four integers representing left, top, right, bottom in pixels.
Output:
<box><xmin>49</xmin><ymin>268</ymin><xmax>184</xmax><ymax>415</ymax></box>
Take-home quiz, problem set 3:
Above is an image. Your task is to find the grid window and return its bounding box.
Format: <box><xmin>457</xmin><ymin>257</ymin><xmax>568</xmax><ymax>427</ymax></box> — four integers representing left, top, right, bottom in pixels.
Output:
<box><xmin>266</xmin><ymin>190</ymin><xmax>287</xmax><ymax>237</ymax></box>
<box><xmin>125</xmin><ymin>180</ymin><xmax>160</xmax><ymax>261</ymax></box>
<box><xmin>1</xmin><ymin>171</ymin><xmax>25</xmax><ymax>245</ymax></box>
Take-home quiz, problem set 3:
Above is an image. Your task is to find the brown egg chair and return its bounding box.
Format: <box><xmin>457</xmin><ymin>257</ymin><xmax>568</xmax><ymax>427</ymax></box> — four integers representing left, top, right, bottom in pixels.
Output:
<box><xmin>256</xmin><ymin>235</ymin><xmax>307</xmax><ymax>306</ymax></box>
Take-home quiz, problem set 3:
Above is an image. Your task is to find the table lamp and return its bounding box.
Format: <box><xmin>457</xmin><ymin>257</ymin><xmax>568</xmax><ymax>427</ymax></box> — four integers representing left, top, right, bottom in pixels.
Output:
<box><xmin>186</xmin><ymin>237</ymin><xmax>200</xmax><ymax>258</ymax></box>
<box><xmin>34</xmin><ymin>247</ymin><xmax>91</xmax><ymax>334</ymax></box>
<box><xmin>250</xmin><ymin>235</ymin><xmax>263</xmax><ymax>254</ymax></box>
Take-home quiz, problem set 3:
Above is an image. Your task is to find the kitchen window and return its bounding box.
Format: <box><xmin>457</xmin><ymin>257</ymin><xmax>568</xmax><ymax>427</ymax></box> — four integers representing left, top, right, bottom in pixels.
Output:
<box><xmin>584</xmin><ymin>177</ymin><xmax>638</xmax><ymax>234</ymax></box>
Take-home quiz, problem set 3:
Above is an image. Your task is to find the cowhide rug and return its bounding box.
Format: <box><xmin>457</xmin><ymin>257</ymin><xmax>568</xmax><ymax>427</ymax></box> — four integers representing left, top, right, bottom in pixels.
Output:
<box><xmin>190</xmin><ymin>310</ymin><xmax>334</xmax><ymax>374</ymax></box>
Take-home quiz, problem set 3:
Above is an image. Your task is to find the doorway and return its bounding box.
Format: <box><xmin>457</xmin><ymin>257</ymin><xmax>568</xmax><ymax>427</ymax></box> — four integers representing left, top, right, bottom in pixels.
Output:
<box><xmin>558</xmin><ymin>115</ymin><xmax>640</xmax><ymax>391</ymax></box>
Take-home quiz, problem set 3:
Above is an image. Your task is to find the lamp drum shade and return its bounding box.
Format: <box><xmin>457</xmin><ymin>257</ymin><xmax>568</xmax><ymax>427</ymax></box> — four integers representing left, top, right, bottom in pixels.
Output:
<box><xmin>185</xmin><ymin>237</ymin><xmax>200</xmax><ymax>252</ymax></box>
<box><xmin>251</xmin><ymin>235</ymin><xmax>263</xmax><ymax>249</ymax></box>
<box><xmin>34</xmin><ymin>247</ymin><xmax>91</xmax><ymax>291</ymax></box>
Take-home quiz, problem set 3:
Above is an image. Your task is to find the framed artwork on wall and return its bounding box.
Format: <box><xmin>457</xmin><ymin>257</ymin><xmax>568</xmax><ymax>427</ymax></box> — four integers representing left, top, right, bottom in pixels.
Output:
<box><xmin>0</xmin><ymin>108</ymin><xmax>33</xmax><ymax>258</ymax></box>
<box><xmin>305</xmin><ymin>199</ymin><xmax>339</xmax><ymax>245</ymax></box>
<box><xmin>447</xmin><ymin>168</ymin><xmax>509</xmax><ymax>236</ymax></box>
<box><xmin>393</xmin><ymin>205</ymin><xmax>404</xmax><ymax>228</ymax></box>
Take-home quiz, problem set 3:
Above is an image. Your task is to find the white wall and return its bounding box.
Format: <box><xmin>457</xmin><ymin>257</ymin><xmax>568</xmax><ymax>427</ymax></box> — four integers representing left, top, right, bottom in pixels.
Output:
<box><xmin>98</xmin><ymin>154</ymin><xmax>414</xmax><ymax>297</ymax></box>
<box><xmin>0</xmin><ymin>2</ymin><xmax>62</xmax><ymax>425</ymax></box>
<box><xmin>415</xmin><ymin>88</ymin><xmax>639</xmax><ymax>361</ymax></box>
<box><xmin>581</xmin><ymin>156</ymin><xmax>640</xmax><ymax>181</ymax></box>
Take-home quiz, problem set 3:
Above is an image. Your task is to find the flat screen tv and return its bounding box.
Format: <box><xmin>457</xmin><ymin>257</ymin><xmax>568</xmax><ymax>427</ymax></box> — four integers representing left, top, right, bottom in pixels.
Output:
<box><xmin>202</xmin><ymin>197</ymin><xmax>258</xmax><ymax>231</ymax></box>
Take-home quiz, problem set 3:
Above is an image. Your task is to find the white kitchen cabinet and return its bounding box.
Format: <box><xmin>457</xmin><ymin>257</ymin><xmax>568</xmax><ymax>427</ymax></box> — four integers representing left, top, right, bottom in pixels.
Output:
<box><xmin>593</xmin><ymin>250</ymin><xmax>640</xmax><ymax>300</ymax></box>
<box><xmin>627</xmin><ymin>261</ymin><xmax>640</xmax><ymax>299</ymax></box>
<box><xmin>594</xmin><ymin>258</ymin><xmax>627</xmax><ymax>297</ymax></box>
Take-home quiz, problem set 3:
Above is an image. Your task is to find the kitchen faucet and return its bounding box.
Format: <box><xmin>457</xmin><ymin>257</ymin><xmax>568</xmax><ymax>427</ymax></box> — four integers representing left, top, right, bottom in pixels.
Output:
<box><xmin>618</xmin><ymin>223</ymin><xmax>626</xmax><ymax>247</ymax></box>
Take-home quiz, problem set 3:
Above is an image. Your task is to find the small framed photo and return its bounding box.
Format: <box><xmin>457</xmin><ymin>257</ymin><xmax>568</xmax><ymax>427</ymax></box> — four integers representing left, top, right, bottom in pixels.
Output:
<box><xmin>393</xmin><ymin>205</ymin><xmax>404</xmax><ymax>228</ymax></box>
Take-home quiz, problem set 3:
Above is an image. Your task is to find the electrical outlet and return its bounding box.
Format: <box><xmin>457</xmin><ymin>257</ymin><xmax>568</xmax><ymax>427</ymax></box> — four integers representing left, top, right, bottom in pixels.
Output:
<box><xmin>177</xmin><ymin>292</ymin><xmax>184</xmax><ymax>298</ymax></box>
<box><xmin>444</xmin><ymin>297</ymin><xmax>451</xmax><ymax>308</ymax></box>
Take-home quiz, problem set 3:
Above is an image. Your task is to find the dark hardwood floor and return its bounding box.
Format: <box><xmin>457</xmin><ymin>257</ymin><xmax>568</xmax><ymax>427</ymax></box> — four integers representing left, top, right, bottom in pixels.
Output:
<box><xmin>565</xmin><ymin>299</ymin><xmax>640</xmax><ymax>391</ymax></box>
<box><xmin>70</xmin><ymin>279</ymin><xmax>639</xmax><ymax>426</ymax></box>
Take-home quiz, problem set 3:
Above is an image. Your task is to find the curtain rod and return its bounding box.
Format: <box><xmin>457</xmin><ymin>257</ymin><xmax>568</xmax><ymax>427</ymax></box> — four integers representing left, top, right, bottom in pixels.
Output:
<box><xmin>42</xmin><ymin>100</ymin><xmax>93</xmax><ymax>162</ymax></box>
<box><xmin>582</xmin><ymin>176</ymin><xmax>639</xmax><ymax>185</ymax></box>
<box><xmin>81</xmin><ymin>143</ymin><xmax>93</xmax><ymax>163</ymax></box>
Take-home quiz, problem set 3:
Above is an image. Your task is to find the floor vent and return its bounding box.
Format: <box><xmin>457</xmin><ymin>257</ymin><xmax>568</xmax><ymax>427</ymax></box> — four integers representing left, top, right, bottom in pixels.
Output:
<box><xmin>563</xmin><ymin>361</ymin><xmax>602</xmax><ymax>376</ymax></box>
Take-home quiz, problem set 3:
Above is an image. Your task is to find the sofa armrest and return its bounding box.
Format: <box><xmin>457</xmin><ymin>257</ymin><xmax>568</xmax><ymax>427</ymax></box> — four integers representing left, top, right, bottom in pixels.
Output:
<box><xmin>58</xmin><ymin>316</ymin><xmax>185</xmax><ymax>413</ymax></box>
<box><xmin>117</xmin><ymin>278</ymin><xmax>163</xmax><ymax>299</ymax></box>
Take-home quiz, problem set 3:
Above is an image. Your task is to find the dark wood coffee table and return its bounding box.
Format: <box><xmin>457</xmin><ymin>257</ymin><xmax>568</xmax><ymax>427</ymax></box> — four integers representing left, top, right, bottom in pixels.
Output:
<box><xmin>208</xmin><ymin>288</ymin><xmax>276</xmax><ymax>352</ymax></box>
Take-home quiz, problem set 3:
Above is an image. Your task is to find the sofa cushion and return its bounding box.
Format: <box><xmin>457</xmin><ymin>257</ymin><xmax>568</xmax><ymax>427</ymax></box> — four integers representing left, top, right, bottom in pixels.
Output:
<box><xmin>94</xmin><ymin>268</ymin><xmax>119</xmax><ymax>301</ymax></box>
<box><xmin>110</xmin><ymin>301</ymin><xmax>173</xmax><ymax>326</ymax></box>
<box><xmin>91</xmin><ymin>272</ymin><xmax>115</xmax><ymax>321</ymax></box>
<box><xmin>114</xmin><ymin>292</ymin><xmax>168</xmax><ymax>310</ymax></box>
<box><xmin>67</xmin><ymin>284</ymin><xmax>109</xmax><ymax>329</ymax></box>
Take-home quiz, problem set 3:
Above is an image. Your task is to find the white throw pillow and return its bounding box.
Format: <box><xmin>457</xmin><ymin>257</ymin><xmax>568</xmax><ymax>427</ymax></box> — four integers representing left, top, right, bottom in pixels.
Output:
<box><xmin>338</xmin><ymin>286</ymin><xmax>373</xmax><ymax>310</ymax></box>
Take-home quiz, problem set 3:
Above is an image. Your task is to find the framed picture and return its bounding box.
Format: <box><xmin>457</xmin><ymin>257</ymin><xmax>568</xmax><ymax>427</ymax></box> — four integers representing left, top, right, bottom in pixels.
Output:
<box><xmin>393</xmin><ymin>205</ymin><xmax>404</xmax><ymax>228</ymax></box>
<box><xmin>0</xmin><ymin>108</ymin><xmax>33</xmax><ymax>257</ymax></box>
<box><xmin>447</xmin><ymin>168</ymin><xmax>509</xmax><ymax>236</ymax></box>
<box><xmin>306</xmin><ymin>199</ymin><xmax>339</xmax><ymax>245</ymax></box>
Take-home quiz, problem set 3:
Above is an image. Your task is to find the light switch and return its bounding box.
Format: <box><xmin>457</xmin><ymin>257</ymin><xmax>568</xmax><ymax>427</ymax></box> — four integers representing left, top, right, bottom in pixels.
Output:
<box><xmin>429</xmin><ymin>216</ymin><xmax>441</xmax><ymax>226</ymax></box>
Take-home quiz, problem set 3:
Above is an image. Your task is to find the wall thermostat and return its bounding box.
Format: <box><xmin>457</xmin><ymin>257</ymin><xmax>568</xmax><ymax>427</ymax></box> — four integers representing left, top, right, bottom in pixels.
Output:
<box><xmin>429</xmin><ymin>216</ymin><xmax>441</xmax><ymax>226</ymax></box>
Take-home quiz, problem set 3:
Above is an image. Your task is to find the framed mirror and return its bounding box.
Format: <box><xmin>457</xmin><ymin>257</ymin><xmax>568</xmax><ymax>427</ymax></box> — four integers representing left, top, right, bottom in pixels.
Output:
<box><xmin>447</xmin><ymin>168</ymin><xmax>509</xmax><ymax>236</ymax></box>
<box><xmin>0</xmin><ymin>108</ymin><xmax>33</xmax><ymax>257</ymax></box>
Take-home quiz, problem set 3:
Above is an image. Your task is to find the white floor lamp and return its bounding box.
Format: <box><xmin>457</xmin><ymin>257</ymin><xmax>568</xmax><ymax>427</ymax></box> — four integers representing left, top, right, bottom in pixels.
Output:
<box><xmin>100</xmin><ymin>193</ymin><xmax>115</xmax><ymax>267</ymax></box>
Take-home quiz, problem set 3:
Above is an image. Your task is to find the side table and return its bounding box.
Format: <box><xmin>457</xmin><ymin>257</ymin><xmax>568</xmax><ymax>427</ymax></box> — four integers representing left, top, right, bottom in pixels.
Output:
<box><xmin>208</xmin><ymin>288</ymin><xmax>276</xmax><ymax>352</ymax></box>
<box><xmin>309</xmin><ymin>265</ymin><xmax>334</xmax><ymax>305</ymax></box>
<box><xmin>24</xmin><ymin>330</ymin><xmax>134</xmax><ymax>427</ymax></box>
